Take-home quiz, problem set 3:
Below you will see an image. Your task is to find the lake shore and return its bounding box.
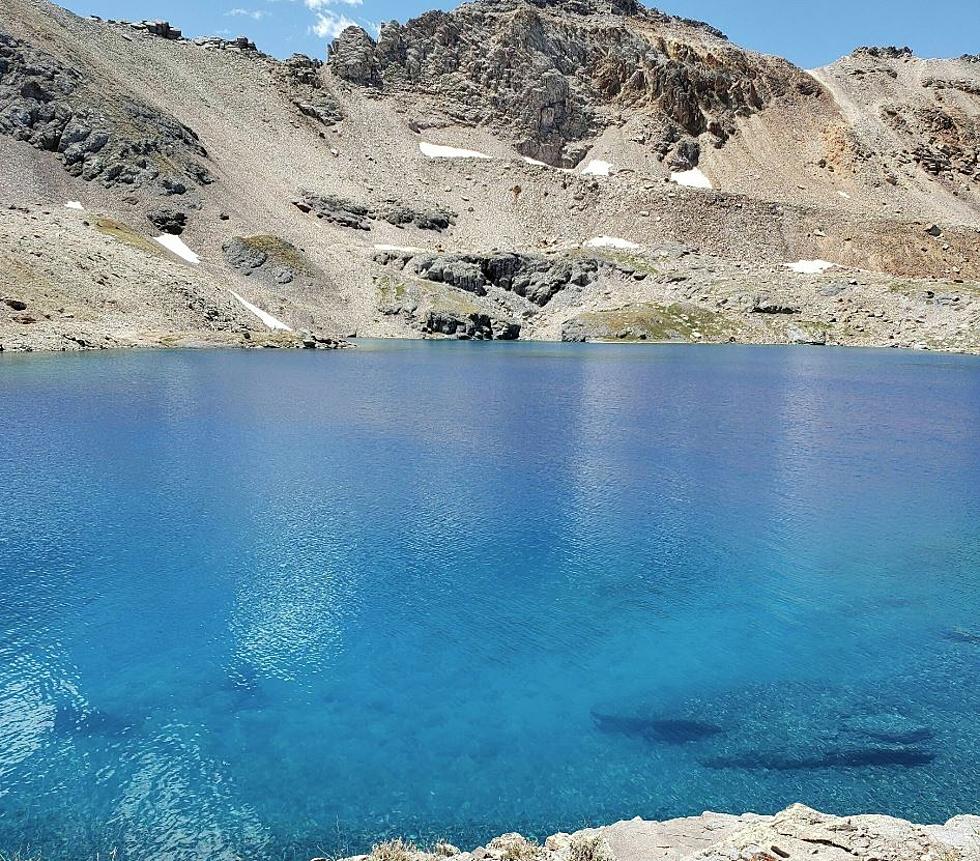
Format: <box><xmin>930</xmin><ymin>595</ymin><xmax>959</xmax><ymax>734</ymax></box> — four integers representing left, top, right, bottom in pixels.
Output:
<box><xmin>338</xmin><ymin>805</ymin><xmax>979</xmax><ymax>861</ymax></box>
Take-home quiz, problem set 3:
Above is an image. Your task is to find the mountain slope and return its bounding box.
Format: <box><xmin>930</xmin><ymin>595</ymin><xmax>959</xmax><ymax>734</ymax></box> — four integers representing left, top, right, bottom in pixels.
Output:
<box><xmin>0</xmin><ymin>0</ymin><xmax>977</xmax><ymax>353</ymax></box>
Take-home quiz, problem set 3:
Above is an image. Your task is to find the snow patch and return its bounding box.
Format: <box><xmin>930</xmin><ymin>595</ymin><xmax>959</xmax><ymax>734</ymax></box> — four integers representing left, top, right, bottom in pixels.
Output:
<box><xmin>229</xmin><ymin>290</ymin><xmax>292</xmax><ymax>332</ymax></box>
<box><xmin>581</xmin><ymin>159</ymin><xmax>612</xmax><ymax>176</ymax></box>
<box><xmin>521</xmin><ymin>156</ymin><xmax>551</xmax><ymax>167</ymax></box>
<box><xmin>155</xmin><ymin>234</ymin><xmax>200</xmax><ymax>264</ymax></box>
<box><xmin>786</xmin><ymin>259</ymin><xmax>835</xmax><ymax>275</ymax></box>
<box><xmin>419</xmin><ymin>142</ymin><xmax>491</xmax><ymax>160</ymax></box>
<box><xmin>584</xmin><ymin>236</ymin><xmax>641</xmax><ymax>251</ymax></box>
<box><xmin>65</xmin><ymin>201</ymin><xmax>85</xmax><ymax>211</ymax></box>
<box><xmin>670</xmin><ymin>168</ymin><xmax>713</xmax><ymax>189</ymax></box>
<box><xmin>838</xmin><ymin>191</ymin><xmax>851</xmax><ymax>199</ymax></box>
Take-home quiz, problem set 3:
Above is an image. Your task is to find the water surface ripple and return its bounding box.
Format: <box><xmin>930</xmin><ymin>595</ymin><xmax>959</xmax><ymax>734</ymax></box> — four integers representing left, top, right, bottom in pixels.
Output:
<box><xmin>1</xmin><ymin>343</ymin><xmax>978</xmax><ymax>860</ymax></box>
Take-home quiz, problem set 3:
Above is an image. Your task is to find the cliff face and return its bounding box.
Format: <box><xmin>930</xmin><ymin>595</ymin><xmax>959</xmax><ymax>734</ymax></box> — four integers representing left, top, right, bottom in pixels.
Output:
<box><xmin>328</xmin><ymin>0</ymin><xmax>821</xmax><ymax>168</ymax></box>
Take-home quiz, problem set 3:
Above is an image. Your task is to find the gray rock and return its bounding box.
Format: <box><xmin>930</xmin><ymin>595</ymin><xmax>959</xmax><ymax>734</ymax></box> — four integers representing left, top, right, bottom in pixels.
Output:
<box><xmin>422</xmin><ymin>310</ymin><xmax>520</xmax><ymax>340</ymax></box>
<box><xmin>147</xmin><ymin>208</ymin><xmax>188</xmax><ymax>235</ymax></box>
<box><xmin>298</xmin><ymin>192</ymin><xmax>372</xmax><ymax>230</ymax></box>
<box><xmin>223</xmin><ymin>237</ymin><xmax>270</xmax><ymax>274</ymax></box>
<box><xmin>297</xmin><ymin>191</ymin><xmax>457</xmax><ymax>233</ymax></box>
<box><xmin>752</xmin><ymin>295</ymin><xmax>799</xmax><ymax>314</ymax></box>
<box><xmin>0</xmin><ymin>31</ymin><xmax>210</xmax><ymax>195</ymax></box>
<box><xmin>377</xmin><ymin>201</ymin><xmax>457</xmax><ymax>232</ymax></box>
<box><xmin>377</xmin><ymin>250</ymin><xmax>601</xmax><ymax>306</ymax></box>
<box><xmin>328</xmin><ymin>27</ymin><xmax>381</xmax><ymax>88</ymax></box>
<box><xmin>283</xmin><ymin>54</ymin><xmax>343</xmax><ymax>126</ymax></box>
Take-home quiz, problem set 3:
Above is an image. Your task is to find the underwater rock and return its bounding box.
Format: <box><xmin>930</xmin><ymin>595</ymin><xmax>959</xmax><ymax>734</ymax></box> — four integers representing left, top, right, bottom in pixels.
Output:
<box><xmin>703</xmin><ymin>745</ymin><xmax>936</xmax><ymax>770</ymax></box>
<box><xmin>600</xmin><ymin>680</ymin><xmax>943</xmax><ymax>774</ymax></box>
<box><xmin>844</xmin><ymin>711</ymin><xmax>934</xmax><ymax>745</ymax></box>
<box><xmin>945</xmin><ymin>627</ymin><xmax>980</xmax><ymax>645</ymax></box>
<box><xmin>592</xmin><ymin>711</ymin><xmax>725</xmax><ymax>744</ymax></box>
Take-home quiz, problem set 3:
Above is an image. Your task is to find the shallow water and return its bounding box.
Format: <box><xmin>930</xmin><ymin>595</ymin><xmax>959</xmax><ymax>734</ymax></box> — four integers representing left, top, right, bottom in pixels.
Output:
<box><xmin>1</xmin><ymin>342</ymin><xmax>978</xmax><ymax>861</ymax></box>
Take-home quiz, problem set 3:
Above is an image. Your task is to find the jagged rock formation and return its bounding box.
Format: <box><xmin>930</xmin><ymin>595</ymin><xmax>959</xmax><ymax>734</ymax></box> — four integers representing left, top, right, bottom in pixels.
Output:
<box><xmin>327</xmin><ymin>0</ymin><xmax>820</xmax><ymax>167</ymax></box>
<box><xmin>281</xmin><ymin>54</ymin><xmax>343</xmax><ymax>127</ymax></box>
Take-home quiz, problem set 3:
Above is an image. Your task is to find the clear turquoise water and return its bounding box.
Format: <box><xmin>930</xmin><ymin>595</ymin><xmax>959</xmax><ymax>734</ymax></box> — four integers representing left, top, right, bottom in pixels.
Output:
<box><xmin>0</xmin><ymin>342</ymin><xmax>978</xmax><ymax>861</ymax></box>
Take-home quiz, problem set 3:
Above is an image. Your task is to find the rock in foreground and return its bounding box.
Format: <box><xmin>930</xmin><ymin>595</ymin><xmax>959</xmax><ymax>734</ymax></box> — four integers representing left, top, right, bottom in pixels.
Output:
<box><xmin>334</xmin><ymin>805</ymin><xmax>980</xmax><ymax>861</ymax></box>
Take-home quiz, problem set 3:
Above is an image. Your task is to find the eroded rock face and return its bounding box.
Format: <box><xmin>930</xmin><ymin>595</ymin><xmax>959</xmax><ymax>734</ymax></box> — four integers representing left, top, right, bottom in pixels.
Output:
<box><xmin>424</xmin><ymin>310</ymin><xmax>520</xmax><ymax>340</ymax></box>
<box><xmin>375</xmin><ymin>249</ymin><xmax>600</xmax><ymax>305</ymax></box>
<box><xmin>327</xmin><ymin>0</ymin><xmax>819</xmax><ymax>166</ymax></box>
<box><xmin>826</xmin><ymin>50</ymin><xmax>980</xmax><ymax>189</ymax></box>
<box><xmin>0</xmin><ymin>30</ymin><xmax>211</xmax><ymax>195</ymax></box>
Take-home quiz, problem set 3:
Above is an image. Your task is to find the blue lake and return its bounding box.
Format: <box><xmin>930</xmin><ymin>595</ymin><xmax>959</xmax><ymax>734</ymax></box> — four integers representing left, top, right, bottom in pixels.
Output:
<box><xmin>1</xmin><ymin>342</ymin><xmax>978</xmax><ymax>861</ymax></box>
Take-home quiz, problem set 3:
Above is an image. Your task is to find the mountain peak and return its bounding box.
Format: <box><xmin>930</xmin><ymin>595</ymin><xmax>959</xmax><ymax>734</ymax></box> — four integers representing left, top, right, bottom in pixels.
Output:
<box><xmin>525</xmin><ymin>0</ymin><xmax>641</xmax><ymax>13</ymax></box>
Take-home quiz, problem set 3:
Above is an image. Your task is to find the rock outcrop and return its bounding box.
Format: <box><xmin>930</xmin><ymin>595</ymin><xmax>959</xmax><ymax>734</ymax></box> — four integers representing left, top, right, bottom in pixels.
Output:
<box><xmin>223</xmin><ymin>235</ymin><xmax>328</xmax><ymax>290</ymax></box>
<box><xmin>374</xmin><ymin>249</ymin><xmax>601</xmax><ymax>305</ymax></box>
<box><xmin>0</xmin><ymin>29</ymin><xmax>212</xmax><ymax>195</ymax></box>
<box><xmin>334</xmin><ymin>805</ymin><xmax>980</xmax><ymax>861</ymax></box>
<box><xmin>282</xmin><ymin>54</ymin><xmax>343</xmax><ymax>127</ymax></box>
<box><xmin>295</xmin><ymin>192</ymin><xmax>457</xmax><ymax>232</ymax></box>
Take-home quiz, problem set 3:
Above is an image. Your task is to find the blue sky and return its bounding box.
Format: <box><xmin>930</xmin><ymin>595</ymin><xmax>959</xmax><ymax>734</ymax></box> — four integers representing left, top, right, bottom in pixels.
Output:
<box><xmin>60</xmin><ymin>0</ymin><xmax>979</xmax><ymax>69</ymax></box>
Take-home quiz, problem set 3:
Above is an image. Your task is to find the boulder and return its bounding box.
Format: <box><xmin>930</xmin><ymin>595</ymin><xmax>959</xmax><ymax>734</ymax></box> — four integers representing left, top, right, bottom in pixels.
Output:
<box><xmin>787</xmin><ymin>324</ymin><xmax>827</xmax><ymax>345</ymax></box>
<box><xmin>752</xmin><ymin>295</ymin><xmax>800</xmax><ymax>314</ymax></box>
<box><xmin>147</xmin><ymin>208</ymin><xmax>188</xmax><ymax>235</ymax></box>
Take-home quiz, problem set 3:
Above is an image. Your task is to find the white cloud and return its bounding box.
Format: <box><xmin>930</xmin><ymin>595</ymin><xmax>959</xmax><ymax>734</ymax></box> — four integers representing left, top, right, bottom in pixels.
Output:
<box><xmin>310</xmin><ymin>11</ymin><xmax>358</xmax><ymax>39</ymax></box>
<box><xmin>226</xmin><ymin>7</ymin><xmax>269</xmax><ymax>19</ymax></box>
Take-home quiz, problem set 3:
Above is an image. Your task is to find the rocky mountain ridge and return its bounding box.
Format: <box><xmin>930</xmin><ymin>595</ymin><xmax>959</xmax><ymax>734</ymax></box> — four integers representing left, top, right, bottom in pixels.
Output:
<box><xmin>0</xmin><ymin>0</ymin><xmax>977</xmax><ymax>354</ymax></box>
<box><xmin>327</xmin><ymin>0</ymin><xmax>818</xmax><ymax>169</ymax></box>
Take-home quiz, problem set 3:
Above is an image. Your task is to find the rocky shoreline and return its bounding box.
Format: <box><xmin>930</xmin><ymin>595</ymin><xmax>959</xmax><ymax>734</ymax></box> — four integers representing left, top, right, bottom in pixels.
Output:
<box><xmin>336</xmin><ymin>805</ymin><xmax>979</xmax><ymax>861</ymax></box>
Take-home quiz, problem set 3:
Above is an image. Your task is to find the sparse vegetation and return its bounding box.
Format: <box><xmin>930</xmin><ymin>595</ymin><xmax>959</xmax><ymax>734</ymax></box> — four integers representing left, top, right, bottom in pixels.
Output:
<box><xmin>569</xmin><ymin>302</ymin><xmax>740</xmax><ymax>343</ymax></box>
<box><xmin>568</xmin><ymin>835</ymin><xmax>613</xmax><ymax>861</ymax></box>
<box><xmin>96</xmin><ymin>217</ymin><xmax>164</xmax><ymax>257</ymax></box>
<box><xmin>369</xmin><ymin>838</ymin><xmax>419</xmax><ymax>861</ymax></box>
<box><xmin>501</xmin><ymin>837</ymin><xmax>541</xmax><ymax>861</ymax></box>
<box><xmin>376</xmin><ymin>275</ymin><xmax>409</xmax><ymax>304</ymax></box>
<box><xmin>238</xmin><ymin>235</ymin><xmax>314</xmax><ymax>276</ymax></box>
